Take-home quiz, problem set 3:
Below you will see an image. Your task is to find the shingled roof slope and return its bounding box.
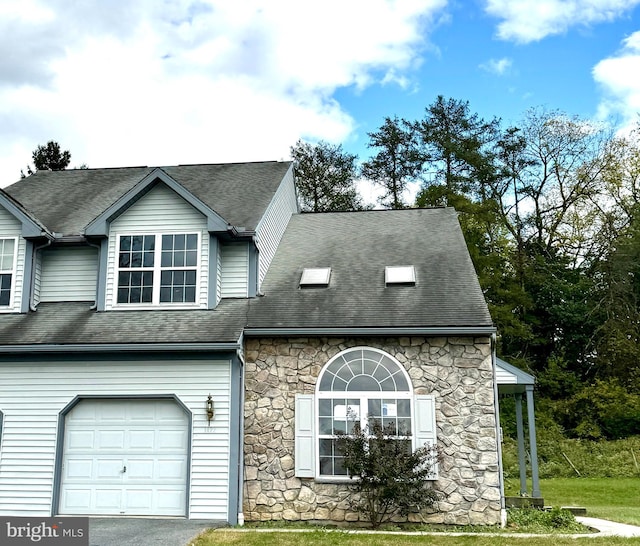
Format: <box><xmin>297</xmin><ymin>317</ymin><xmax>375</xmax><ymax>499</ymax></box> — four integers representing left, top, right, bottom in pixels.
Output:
<box><xmin>0</xmin><ymin>300</ymin><xmax>248</xmax><ymax>346</ymax></box>
<box><xmin>4</xmin><ymin>161</ymin><xmax>291</xmax><ymax>236</ymax></box>
<box><xmin>247</xmin><ymin>208</ymin><xmax>493</xmax><ymax>330</ymax></box>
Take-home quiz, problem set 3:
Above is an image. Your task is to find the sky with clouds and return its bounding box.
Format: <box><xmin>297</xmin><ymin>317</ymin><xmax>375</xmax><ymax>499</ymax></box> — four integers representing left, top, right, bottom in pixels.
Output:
<box><xmin>1</xmin><ymin>0</ymin><xmax>640</xmax><ymax>202</ymax></box>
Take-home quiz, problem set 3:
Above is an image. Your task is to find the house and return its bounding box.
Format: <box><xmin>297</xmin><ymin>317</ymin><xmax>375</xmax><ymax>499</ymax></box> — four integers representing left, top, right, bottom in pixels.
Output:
<box><xmin>0</xmin><ymin>161</ymin><xmax>529</xmax><ymax>526</ymax></box>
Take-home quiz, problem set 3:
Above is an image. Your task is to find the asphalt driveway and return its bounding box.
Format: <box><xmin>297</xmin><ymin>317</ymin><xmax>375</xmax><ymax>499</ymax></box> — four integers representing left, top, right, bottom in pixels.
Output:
<box><xmin>89</xmin><ymin>518</ymin><xmax>226</xmax><ymax>546</ymax></box>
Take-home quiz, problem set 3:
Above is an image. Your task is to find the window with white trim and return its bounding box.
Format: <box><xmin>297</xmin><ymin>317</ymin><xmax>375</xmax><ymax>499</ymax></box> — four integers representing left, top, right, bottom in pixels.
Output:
<box><xmin>0</xmin><ymin>238</ymin><xmax>16</xmax><ymax>307</ymax></box>
<box><xmin>116</xmin><ymin>233</ymin><xmax>199</xmax><ymax>305</ymax></box>
<box><xmin>294</xmin><ymin>347</ymin><xmax>438</xmax><ymax>480</ymax></box>
<box><xmin>317</xmin><ymin>347</ymin><xmax>413</xmax><ymax>477</ymax></box>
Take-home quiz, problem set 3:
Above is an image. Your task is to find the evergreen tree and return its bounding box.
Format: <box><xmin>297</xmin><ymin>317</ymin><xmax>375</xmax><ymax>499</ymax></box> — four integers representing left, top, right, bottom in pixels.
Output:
<box><xmin>361</xmin><ymin>116</ymin><xmax>422</xmax><ymax>209</ymax></box>
<box><xmin>22</xmin><ymin>140</ymin><xmax>71</xmax><ymax>178</ymax></box>
<box><xmin>291</xmin><ymin>140</ymin><xmax>364</xmax><ymax>212</ymax></box>
<box><xmin>414</xmin><ymin>95</ymin><xmax>499</xmax><ymax>206</ymax></box>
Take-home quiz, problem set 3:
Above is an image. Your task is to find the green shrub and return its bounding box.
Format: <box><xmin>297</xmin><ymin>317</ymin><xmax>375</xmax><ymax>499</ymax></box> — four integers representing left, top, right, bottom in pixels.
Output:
<box><xmin>336</xmin><ymin>418</ymin><xmax>440</xmax><ymax>529</ymax></box>
<box><xmin>507</xmin><ymin>507</ymin><xmax>584</xmax><ymax>533</ymax></box>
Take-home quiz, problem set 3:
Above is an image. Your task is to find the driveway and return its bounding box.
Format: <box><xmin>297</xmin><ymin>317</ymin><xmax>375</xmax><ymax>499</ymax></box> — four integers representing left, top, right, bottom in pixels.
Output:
<box><xmin>89</xmin><ymin>518</ymin><xmax>226</xmax><ymax>546</ymax></box>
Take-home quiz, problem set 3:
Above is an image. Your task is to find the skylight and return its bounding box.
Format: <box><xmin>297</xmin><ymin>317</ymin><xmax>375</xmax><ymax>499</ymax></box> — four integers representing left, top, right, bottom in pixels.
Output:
<box><xmin>385</xmin><ymin>265</ymin><xmax>416</xmax><ymax>285</ymax></box>
<box><xmin>300</xmin><ymin>267</ymin><xmax>331</xmax><ymax>287</ymax></box>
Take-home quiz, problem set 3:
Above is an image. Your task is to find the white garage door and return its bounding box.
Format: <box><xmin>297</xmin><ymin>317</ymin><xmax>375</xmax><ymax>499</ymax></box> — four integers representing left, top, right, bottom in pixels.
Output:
<box><xmin>59</xmin><ymin>399</ymin><xmax>189</xmax><ymax>516</ymax></box>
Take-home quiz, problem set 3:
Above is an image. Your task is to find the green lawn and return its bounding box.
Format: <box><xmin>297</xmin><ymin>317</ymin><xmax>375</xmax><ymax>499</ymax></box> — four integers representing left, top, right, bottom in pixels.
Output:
<box><xmin>533</xmin><ymin>478</ymin><xmax>640</xmax><ymax>526</ymax></box>
<box><xmin>192</xmin><ymin>530</ymin><xmax>640</xmax><ymax>546</ymax></box>
<box><xmin>189</xmin><ymin>478</ymin><xmax>640</xmax><ymax>546</ymax></box>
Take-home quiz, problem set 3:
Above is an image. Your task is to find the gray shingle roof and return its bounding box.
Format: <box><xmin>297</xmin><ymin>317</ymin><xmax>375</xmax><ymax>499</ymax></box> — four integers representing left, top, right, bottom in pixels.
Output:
<box><xmin>0</xmin><ymin>207</ymin><xmax>491</xmax><ymax>347</ymax></box>
<box><xmin>0</xmin><ymin>300</ymin><xmax>248</xmax><ymax>346</ymax></box>
<box><xmin>4</xmin><ymin>161</ymin><xmax>291</xmax><ymax>236</ymax></box>
<box><xmin>246</xmin><ymin>208</ymin><xmax>493</xmax><ymax>330</ymax></box>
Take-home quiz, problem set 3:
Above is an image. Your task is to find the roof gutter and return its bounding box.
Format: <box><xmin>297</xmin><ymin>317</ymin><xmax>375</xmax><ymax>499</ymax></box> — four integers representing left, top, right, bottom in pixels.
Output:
<box><xmin>51</xmin><ymin>235</ymin><xmax>88</xmax><ymax>244</ymax></box>
<box><xmin>243</xmin><ymin>326</ymin><xmax>497</xmax><ymax>337</ymax></box>
<box><xmin>225</xmin><ymin>226</ymin><xmax>256</xmax><ymax>240</ymax></box>
<box><xmin>0</xmin><ymin>342</ymin><xmax>242</xmax><ymax>354</ymax></box>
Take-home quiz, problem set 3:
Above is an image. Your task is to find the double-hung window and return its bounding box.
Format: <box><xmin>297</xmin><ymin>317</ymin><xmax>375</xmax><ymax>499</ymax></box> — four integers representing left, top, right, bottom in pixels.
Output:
<box><xmin>0</xmin><ymin>238</ymin><xmax>16</xmax><ymax>307</ymax></box>
<box><xmin>116</xmin><ymin>233</ymin><xmax>199</xmax><ymax>305</ymax></box>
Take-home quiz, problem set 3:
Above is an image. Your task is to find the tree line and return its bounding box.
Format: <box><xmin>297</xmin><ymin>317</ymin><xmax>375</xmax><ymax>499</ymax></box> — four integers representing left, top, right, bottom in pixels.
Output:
<box><xmin>292</xmin><ymin>96</ymin><xmax>640</xmax><ymax>441</ymax></box>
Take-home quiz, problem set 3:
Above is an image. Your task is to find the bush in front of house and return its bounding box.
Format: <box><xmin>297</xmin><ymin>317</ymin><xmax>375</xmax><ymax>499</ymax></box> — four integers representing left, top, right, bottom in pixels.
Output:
<box><xmin>507</xmin><ymin>506</ymin><xmax>586</xmax><ymax>533</ymax></box>
<box><xmin>336</xmin><ymin>417</ymin><xmax>440</xmax><ymax>529</ymax></box>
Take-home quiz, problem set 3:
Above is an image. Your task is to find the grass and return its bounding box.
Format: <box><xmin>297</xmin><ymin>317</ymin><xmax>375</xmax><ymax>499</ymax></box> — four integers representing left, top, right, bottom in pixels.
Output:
<box><xmin>532</xmin><ymin>478</ymin><xmax>640</xmax><ymax>526</ymax></box>
<box><xmin>186</xmin><ymin>477</ymin><xmax>640</xmax><ymax>545</ymax></box>
<box><xmin>190</xmin><ymin>529</ymin><xmax>640</xmax><ymax>545</ymax></box>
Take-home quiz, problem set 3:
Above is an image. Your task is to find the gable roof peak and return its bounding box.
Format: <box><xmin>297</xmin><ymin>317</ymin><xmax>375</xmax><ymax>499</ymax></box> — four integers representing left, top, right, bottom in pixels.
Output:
<box><xmin>4</xmin><ymin>161</ymin><xmax>293</xmax><ymax>236</ymax></box>
<box><xmin>84</xmin><ymin>168</ymin><xmax>229</xmax><ymax>236</ymax></box>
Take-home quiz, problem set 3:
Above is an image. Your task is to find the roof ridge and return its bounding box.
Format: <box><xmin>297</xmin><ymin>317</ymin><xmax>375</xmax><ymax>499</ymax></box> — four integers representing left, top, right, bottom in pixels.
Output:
<box><xmin>297</xmin><ymin>206</ymin><xmax>451</xmax><ymax>216</ymax></box>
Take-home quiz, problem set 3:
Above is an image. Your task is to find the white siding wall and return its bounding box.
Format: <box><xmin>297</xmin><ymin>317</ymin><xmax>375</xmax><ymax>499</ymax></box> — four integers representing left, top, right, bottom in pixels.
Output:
<box><xmin>220</xmin><ymin>244</ymin><xmax>248</xmax><ymax>298</ymax></box>
<box><xmin>0</xmin><ymin>208</ymin><xmax>25</xmax><ymax>312</ymax></box>
<box><xmin>106</xmin><ymin>184</ymin><xmax>209</xmax><ymax>309</ymax></box>
<box><xmin>40</xmin><ymin>247</ymin><xmax>98</xmax><ymax>302</ymax></box>
<box><xmin>255</xmin><ymin>167</ymin><xmax>297</xmax><ymax>287</ymax></box>
<box><xmin>0</xmin><ymin>359</ymin><xmax>232</xmax><ymax>520</ymax></box>
<box><xmin>495</xmin><ymin>364</ymin><xmax>517</xmax><ymax>385</ymax></box>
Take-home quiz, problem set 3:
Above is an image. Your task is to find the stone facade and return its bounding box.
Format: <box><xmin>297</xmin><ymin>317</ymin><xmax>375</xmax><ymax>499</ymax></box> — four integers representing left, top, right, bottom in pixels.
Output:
<box><xmin>243</xmin><ymin>336</ymin><xmax>502</xmax><ymax>525</ymax></box>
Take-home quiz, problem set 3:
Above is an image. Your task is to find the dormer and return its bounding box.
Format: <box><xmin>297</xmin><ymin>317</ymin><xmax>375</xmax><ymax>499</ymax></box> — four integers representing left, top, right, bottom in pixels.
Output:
<box><xmin>2</xmin><ymin>161</ymin><xmax>298</xmax><ymax>313</ymax></box>
<box><xmin>84</xmin><ymin>169</ymin><xmax>229</xmax><ymax>311</ymax></box>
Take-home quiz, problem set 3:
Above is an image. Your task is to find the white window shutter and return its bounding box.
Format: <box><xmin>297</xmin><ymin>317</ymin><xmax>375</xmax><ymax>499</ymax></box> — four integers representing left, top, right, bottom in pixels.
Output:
<box><xmin>414</xmin><ymin>394</ymin><xmax>438</xmax><ymax>478</ymax></box>
<box><xmin>295</xmin><ymin>394</ymin><xmax>315</xmax><ymax>477</ymax></box>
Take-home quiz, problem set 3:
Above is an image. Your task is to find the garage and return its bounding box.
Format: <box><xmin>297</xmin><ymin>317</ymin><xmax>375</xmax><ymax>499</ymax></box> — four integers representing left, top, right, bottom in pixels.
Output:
<box><xmin>58</xmin><ymin>398</ymin><xmax>190</xmax><ymax>516</ymax></box>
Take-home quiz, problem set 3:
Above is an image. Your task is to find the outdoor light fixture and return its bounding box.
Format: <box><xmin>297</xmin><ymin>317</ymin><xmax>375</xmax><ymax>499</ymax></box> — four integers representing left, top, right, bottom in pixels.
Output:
<box><xmin>206</xmin><ymin>394</ymin><xmax>214</xmax><ymax>423</ymax></box>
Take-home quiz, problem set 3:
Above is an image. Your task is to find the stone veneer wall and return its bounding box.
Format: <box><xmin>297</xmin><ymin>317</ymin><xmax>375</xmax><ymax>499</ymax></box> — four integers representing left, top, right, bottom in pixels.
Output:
<box><xmin>243</xmin><ymin>336</ymin><xmax>502</xmax><ymax>525</ymax></box>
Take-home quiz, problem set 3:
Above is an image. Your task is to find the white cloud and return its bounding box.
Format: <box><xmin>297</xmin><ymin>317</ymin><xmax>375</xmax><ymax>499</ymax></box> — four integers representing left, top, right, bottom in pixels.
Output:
<box><xmin>484</xmin><ymin>0</ymin><xmax>640</xmax><ymax>43</ymax></box>
<box><xmin>0</xmin><ymin>0</ymin><xmax>447</xmax><ymax>187</ymax></box>
<box><xmin>479</xmin><ymin>57</ymin><xmax>512</xmax><ymax>75</ymax></box>
<box><xmin>593</xmin><ymin>31</ymin><xmax>640</xmax><ymax>130</ymax></box>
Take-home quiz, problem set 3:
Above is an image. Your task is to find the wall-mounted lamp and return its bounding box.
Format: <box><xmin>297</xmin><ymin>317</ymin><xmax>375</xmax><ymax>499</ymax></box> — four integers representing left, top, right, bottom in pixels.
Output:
<box><xmin>206</xmin><ymin>394</ymin><xmax>214</xmax><ymax>423</ymax></box>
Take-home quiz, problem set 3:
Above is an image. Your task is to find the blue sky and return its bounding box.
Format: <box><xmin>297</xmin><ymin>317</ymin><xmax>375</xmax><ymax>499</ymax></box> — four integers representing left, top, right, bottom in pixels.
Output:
<box><xmin>337</xmin><ymin>1</ymin><xmax>640</xmax><ymax>152</ymax></box>
<box><xmin>1</xmin><ymin>0</ymin><xmax>640</xmax><ymax>205</ymax></box>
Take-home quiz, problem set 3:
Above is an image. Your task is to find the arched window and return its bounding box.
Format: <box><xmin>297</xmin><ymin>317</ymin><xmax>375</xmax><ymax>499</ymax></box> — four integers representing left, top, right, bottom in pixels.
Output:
<box><xmin>316</xmin><ymin>347</ymin><xmax>413</xmax><ymax>477</ymax></box>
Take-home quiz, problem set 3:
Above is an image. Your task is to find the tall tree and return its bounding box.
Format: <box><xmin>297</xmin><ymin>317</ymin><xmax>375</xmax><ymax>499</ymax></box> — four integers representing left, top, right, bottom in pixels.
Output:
<box><xmin>22</xmin><ymin>140</ymin><xmax>71</xmax><ymax>178</ymax></box>
<box><xmin>515</xmin><ymin>108</ymin><xmax>611</xmax><ymax>264</ymax></box>
<box><xmin>593</xmin><ymin>205</ymin><xmax>640</xmax><ymax>388</ymax></box>
<box><xmin>414</xmin><ymin>95</ymin><xmax>499</xmax><ymax>206</ymax></box>
<box><xmin>361</xmin><ymin>116</ymin><xmax>422</xmax><ymax>209</ymax></box>
<box><xmin>290</xmin><ymin>140</ymin><xmax>363</xmax><ymax>212</ymax></box>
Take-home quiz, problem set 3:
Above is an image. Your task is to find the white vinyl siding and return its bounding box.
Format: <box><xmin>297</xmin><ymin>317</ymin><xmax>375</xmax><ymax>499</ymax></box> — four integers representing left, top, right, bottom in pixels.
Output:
<box><xmin>0</xmin><ymin>359</ymin><xmax>232</xmax><ymax>520</ymax></box>
<box><xmin>255</xmin><ymin>167</ymin><xmax>297</xmax><ymax>288</ymax></box>
<box><xmin>40</xmin><ymin>247</ymin><xmax>98</xmax><ymax>302</ymax></box>
<box><xmin>496</xmin><ymin>362</ymin><xmax>519</xmax><ymax>385</ymax></box>
<box><xmin>220</xmin><ymin>243</ymin><xmax>249</xmax><ymax>298</ymax></box>
<box><xmin>0</xmin><ymin>208</ymin><xmax>25</xmax><ymax>313</ymax></box>
<box><xmin>106</xmin><ymin>185</ymin><xmax>209</xmax><ymax>310</ymax></box>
